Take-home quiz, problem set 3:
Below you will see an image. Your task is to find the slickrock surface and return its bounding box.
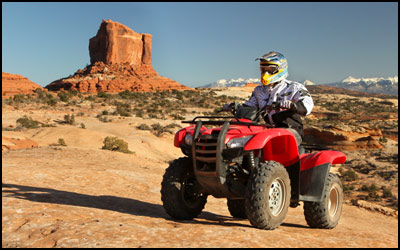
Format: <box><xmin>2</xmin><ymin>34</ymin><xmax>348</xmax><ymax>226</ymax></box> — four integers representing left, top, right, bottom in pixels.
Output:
<box><xmin>2</xmin><ymin>146</ymin><xmax>398</xmax><ymax>248</ymax></box>
<box><xmin>2</xmin><ymin>87</ymin><xmax>397</xmax><ymax>248</ymax></box>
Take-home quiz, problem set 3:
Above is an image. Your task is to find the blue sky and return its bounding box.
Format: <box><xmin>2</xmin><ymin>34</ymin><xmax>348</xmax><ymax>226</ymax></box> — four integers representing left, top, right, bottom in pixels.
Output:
<box><xmin>2</xmin><ymin>2</ymin><xmax>398</xmax><ymax>87</ymax></box>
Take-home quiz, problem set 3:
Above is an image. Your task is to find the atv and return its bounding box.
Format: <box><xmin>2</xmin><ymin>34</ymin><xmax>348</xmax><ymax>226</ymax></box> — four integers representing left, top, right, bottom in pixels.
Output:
<box><xmin>161</xmin><ymin>103</ymin><xmax>346</xmax><ymax>230</ymax></box>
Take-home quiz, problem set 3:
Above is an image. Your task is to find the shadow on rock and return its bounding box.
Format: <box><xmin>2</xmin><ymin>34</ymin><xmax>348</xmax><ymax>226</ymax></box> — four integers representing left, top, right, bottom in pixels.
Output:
<box><xmin>3</xmin><ymin>183</ymin><xmax>308</xmax><ymax>230</ymax></box>
<box><xmin>2</xmin><ymin>183</ymin><xmax>165</xmax><ymax>219</ymax></box>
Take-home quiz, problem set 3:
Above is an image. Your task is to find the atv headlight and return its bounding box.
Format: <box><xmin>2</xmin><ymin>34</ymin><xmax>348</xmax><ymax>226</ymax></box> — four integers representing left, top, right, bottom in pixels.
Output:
<box><xmin>227</xmin><ymin>135</ymin><xmax>253</xmax><ymax>148</ymax></box>
<box><xmin>184</xmin><ymin>133</ymin><xmax>193</xmax><ymax>145</ymax></box>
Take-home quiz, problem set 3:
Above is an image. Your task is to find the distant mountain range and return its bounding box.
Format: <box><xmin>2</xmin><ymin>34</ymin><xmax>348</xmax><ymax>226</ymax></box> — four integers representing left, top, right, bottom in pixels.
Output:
<box><xmin>198</xmin><ymin>76</ymin><xmax>398</xmax><ymax>95</ymax></box>
<box><xmin>325</xmin><ymin>76</ymin><xmax>398</xmax><ymax>95</ymax></box>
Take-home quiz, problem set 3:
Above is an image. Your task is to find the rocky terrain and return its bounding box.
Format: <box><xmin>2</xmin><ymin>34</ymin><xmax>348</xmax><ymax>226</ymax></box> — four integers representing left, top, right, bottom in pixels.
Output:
<box><xmin>45</xmin><ymin>19</ymin><xmax>189</xmax><ymax>93</ymax></box>
<box><xmin>2</xmin><ymin>86</ymin><xmax>398</xmax><ymax>247</ymax></box>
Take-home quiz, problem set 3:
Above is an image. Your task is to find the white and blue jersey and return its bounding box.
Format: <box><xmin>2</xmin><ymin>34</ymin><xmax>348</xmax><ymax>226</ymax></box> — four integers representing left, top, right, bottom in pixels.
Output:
<box><xmin>244</xmin><ymin>79</ymin><xmax>314</xmax><ymax>137</ymax></box>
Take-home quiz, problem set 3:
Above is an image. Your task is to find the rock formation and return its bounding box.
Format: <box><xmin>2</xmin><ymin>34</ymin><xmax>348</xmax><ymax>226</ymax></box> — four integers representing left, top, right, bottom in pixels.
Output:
<box><xmin>243</xmin><ymin>83</ymin><xmax>259</xmax><ymax>88</ymax></box>
<box><xmin>89</xmin><ymin>20</ymin><xmax>152</xmax><ymax>66</ymax></box>
<box><xmin>303</xmin><ymin>125</ymin><xmax>384</xmax><ymax>151</ymax></box>
<box><xmin>2</xmin><ymin>72</ymin><xmax>45</xmax><ymax>97</ymax></box>
<box><xmin>46</xmin><ymin>19</ymin><xmax>190</xmax><ymax>93</ymax></box>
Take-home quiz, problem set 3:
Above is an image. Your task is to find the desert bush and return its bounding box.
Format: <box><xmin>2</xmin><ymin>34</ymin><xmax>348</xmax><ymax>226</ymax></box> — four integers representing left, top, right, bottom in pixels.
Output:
<box><xmin>12</xmin><ymin>94</ymin><xmax>28</xmax><ymax>104</ymax></box>
<box><xmin>170</xmin><ymin>113</ymin><xmax>185</xmax><ymax>120</ymax></box>
<box><xmin>133</xmin><ymin>108</ymin><xmax>144</xmax><ymax>118</ymax></box>
<box><xmin>339</xmin><ymin>168</ymin><xmax>358</xmax><ymax>181</ymax></box>
<box><xmin>118</xmin><ymin>90</ymin><xmax>134</xmax><ymax>100</ymax></box>
<box><xmin>46</xmin><ymin>96</ymin><xmax>58</xmax><ymax>106</ymax></box>
<box><xmin>151</xmin><ymin>123</ymin><xmax>177</xmax><ymax>137</ymax></box>
<box><xmin>136</xmin><ymin>123</ymin><xmax>152</xmax><ymax>131</ymax></box>
<box><xmin>63</xmin><ymin>114</ymin><xmax>75</xmax><ymax>125</ymax></box>
<box><xmin>57</xmin><ymin>138</ymin><xmax>67</xmax><ymax>146</ymax></box>
<box><xmin>97</xmin><ymin>91</ymin><xmax>112</xmax><ymax>99</ymax></box>
<box><xmin>379</xmin><ymin>137</ymin><xmax>388</xmax><ymax>144</ymax></box>
<box><xmin>164</xmin><ymin>123</ymin><xmax>182</xmax><ymax>130</ymax></box>
<box><xmin>97</xmin><ymin>115</ymin><xmax>113</xmax><ymax>123</ymax></box>
<box><xmin>343</xmin><ymin>184</ymin><xmax>355</xmax><ymax>193</ymax></box>
<box><xmin>101</xmin><ymin>136</ymin><xmax>133</xmax><ymax>154</ymax></box>
<box><xmin>382</xmin><ymin>186</ymin><xmax>393</xmax><ymax>198</ymax></box>
<box><xmin>80</xmin><ymin>123</ymin><xmax>86</xmax><ymax>129</ymax></box>
<box><xmin>85</xmin><ymin>95</ymin><xmax>96</xmax><ymax>102</ymax></box>
<box><xmin>57</xmin><ymin>90</ymin><xmax>72</xmax><ymax>102</ymax></box>
<box><xmin>16</xmin><ymin>115</ymin><xmax>40</xmax><ymax>129</ymax></box>
<box><xmin>114</xmin><ymin>102</ymin><xmax>132</xmax><ymax>117</ymax></box>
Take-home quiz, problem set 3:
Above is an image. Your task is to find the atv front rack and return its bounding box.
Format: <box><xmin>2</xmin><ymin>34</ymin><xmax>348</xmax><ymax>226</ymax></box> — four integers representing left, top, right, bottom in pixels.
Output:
<box><xmin>182</xmin><ymin>116</ymin><xmax>271</xmax><ymax>127</ymax></box>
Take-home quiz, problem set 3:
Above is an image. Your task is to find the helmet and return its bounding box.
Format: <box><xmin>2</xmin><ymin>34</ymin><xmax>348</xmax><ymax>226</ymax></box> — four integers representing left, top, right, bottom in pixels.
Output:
<box><xmin>255</xmin><ymin>51</ymin><xmax>288</xmax><ymax>86</ymax></box>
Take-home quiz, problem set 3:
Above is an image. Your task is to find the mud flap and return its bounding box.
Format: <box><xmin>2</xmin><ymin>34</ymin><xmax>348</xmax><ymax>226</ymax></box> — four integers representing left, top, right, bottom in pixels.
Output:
<box><xmin>299</xmin><ymin>151</ymin><xmax>346</xmax><ymax>202</ymax></box>
<box><xmin>299</xmin><ymin>163</ymin><xmax>331</xmax><ymax>202</ymax></box>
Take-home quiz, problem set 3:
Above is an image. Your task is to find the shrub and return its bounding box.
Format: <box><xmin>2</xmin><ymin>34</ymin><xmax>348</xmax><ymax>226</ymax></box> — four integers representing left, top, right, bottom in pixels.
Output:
<box><xmin>97</xmin><ymin>91</ymin><xmax>112</xmax><ymax>99</ymax></box>
<box><xmin>98</xmin><ymin>116</ymin><xmax>112</xmax><ymax>123</ymax></box>
<box><xmin>340</xmin><ymin>168</ymin><xmax>358</xmax><ymax>181</ymax></box>
<box><xmin>114</xmin><ymin>102</ymin><xmax>132</xmax><ymax>117</ymax></box>
<box><xmin>382</xmin><ymin>186</ymin><xmax>393</xmax><ymax>198</ymax></box>
<box><xmin>57</xmin><ymin>138</ymin><xmax>67</xmax><ymax>146</ymax></box>
<box><xmin>16</xmin><ymin>115</ymin><xmax>40</xmax><ymax>129</ymax></box>
<box><xmin>136</xmin><ymin>124</ymin><xmax>152</xmax><ymax>131</ymax></box>
<box><xmin>102</xmin><ymin>136</ymin><xmax>133</xmax><ymax>154</ymax></box>
<box><xmin>57</xmin><ymin>90</ymin><xmax>71</xmax><ymax>102</ymax></box>
<box><xmin>171</xmin><ymin>113</ymin><xmax>185</xmax><ymax>120</ymax></box>
<box><xmin>118</xmin><ymin>90</ymin><xmax>133</xmax><ymax>100</ymax></box>
<box><xmin>63</xmin><ymin>114</ymin><xmax>75</xmax><ymax>125</ymax></box>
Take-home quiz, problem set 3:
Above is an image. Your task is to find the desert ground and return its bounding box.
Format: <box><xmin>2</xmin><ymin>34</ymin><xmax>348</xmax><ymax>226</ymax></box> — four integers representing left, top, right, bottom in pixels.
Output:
<box><xmin>2</xmin><ymin>87</ymin><xmax>398</xmax><ymax>248</ymax></box>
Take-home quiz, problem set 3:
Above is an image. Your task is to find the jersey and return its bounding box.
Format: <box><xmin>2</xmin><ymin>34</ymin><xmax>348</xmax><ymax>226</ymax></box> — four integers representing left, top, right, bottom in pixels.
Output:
<box><xmin>243</xmin><ymin>79</ymin><xmax>314</xmax><ymax>138</ymax></box>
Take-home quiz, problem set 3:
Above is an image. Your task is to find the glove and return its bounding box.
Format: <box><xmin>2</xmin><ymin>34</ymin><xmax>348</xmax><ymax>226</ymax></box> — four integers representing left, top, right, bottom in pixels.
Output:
<box><xmin>279</xmin><ymin>100</ymin><xmax>297</xmax><ymax>111</ymax></box>
<box><xmin>222</xmin><ymin>103</ymin><xmax>233</xmax><ymax>111</ymax></box>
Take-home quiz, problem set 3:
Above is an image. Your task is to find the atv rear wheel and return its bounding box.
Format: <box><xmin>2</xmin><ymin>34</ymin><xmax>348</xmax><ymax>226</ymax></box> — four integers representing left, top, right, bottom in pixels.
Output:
<box><xmin>227</xmin><ymin>199</ymin><xmax>247</xmax><ymax>219</ymax></box>
<box><xmin>161</xmin><ymin>157</ymin><xmax>208</xmax><ymax>220</ymax></box>
<box><xmin>245</xmin><ymin>161</ymin><xmax>291</xmax><ymax>230</ymax></box>
<box><xmin>303</xmin><ymin>173</ymin><xmax>343</xmax><ymax>229</ymax></box>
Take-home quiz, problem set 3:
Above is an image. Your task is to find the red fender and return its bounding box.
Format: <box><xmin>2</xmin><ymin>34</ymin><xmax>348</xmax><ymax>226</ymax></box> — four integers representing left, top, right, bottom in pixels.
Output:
<box><xmin>174</xmin><ymin>125</ymin><xmax>195</xmax><ymax>147</ymax></box>
<box><xmin>300</xmin><ymin>150</ymin><xmax>346</xmax><ymax>171</ymax></box>
<box><xmin>244</xmin><ymin>128</ymin><xmax>299</xmax><ymax>167</ymax></box>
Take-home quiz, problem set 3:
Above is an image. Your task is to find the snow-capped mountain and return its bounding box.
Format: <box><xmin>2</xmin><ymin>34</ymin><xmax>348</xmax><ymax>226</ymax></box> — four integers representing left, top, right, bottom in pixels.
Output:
<box><xmin>325</xmin><ymin>76</ymin><xmax>398</xmax><ymax>95</ymax></box>
<box><xmin>303</xmin><ymin>80</ymin><xmax>316</xmax><ymax>86</ymax></box>
<box><xmin>199</xmin><ymin>76</ymin><xmax>398</xmax><ymax>95</ymax></box>
<box><xmin>199</xmin><ymin>78</ymin><xmax>260</xmax><ymax>88</ymax></box>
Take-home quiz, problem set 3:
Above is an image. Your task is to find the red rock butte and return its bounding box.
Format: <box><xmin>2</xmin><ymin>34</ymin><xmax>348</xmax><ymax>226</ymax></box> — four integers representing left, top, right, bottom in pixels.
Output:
<box><xmin>2</xmin><ymin>72</ymin><xmax>45</xmax><ymax>97</ymax></box>
<box><xmin>46</xmin><ymin>19</ymin><xmax>190</xmax><ymax>93</ymax></box>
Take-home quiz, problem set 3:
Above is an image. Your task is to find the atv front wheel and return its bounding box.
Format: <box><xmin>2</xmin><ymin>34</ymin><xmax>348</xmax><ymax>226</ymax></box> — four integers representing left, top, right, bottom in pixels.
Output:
<box><xmin>161</xmin><ymin>157</ymin><xmax>208</xmax><ymax>220</ymax></box>
<box><xmin>303</xmin><ymin>173</ymin><xmax>343</xmax><ymax>229</ymax></box>
<box><xmin>245</xmin><ymin>161</ymin><xmax>291</xmax><ymax>230</ymax></box>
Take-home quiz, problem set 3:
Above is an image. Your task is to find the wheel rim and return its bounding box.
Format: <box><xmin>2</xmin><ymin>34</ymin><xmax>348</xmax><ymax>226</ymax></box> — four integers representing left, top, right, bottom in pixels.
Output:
<box><xmin>269</xmin><ymin>178</ymin><xmax>286</xmax><ymax>216</ymax></box>
<box><xmin>328</xmin><ymin>185</ymin><xmax>339</xmax><ymax>217</ymax></box>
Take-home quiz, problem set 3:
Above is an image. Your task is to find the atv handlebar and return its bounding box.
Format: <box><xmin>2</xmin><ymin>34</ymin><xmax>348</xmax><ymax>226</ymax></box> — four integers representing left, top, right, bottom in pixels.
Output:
<box><xmin>182</xmin><ymin>116</ymin><xmax>273</xmax><ymax>127</ymax></box>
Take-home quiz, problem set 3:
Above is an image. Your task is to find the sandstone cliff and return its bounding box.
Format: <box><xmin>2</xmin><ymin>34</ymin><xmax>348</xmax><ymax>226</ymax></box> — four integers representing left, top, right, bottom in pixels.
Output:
<box><xmin>2</xmin><ymin>72</ymin><xmax>45</xmax><ymax>96</ymax></box>
<box><xmin>46</xmin><ymin>19</ymin><xmax>190</xmax><ymax>93</ymax></box>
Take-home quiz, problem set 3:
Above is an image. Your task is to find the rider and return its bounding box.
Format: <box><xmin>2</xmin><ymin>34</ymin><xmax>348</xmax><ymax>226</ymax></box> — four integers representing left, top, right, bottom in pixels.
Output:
<box><xmin>223</xmin><ymin>51</ymin><xmax>314</xmax><ymax>145</ymax></box>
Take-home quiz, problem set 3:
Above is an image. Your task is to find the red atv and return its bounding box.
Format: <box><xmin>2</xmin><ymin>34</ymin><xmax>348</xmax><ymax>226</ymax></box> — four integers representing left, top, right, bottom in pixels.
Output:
<box><xmin>161</xmin><ymin>103</ymin><xmax>346</xmax><ymax>230</ymax></box>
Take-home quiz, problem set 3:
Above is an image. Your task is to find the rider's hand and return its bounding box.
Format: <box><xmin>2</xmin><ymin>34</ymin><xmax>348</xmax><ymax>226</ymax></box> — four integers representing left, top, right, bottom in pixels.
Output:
<box><xmin>279</xmin><ymin>100</ymin><xmax>297</xmax><ymax>111</ymax></box>
<box><xmin>222</xmin><ymin>103</ymin><xmax>234</xmax><ymax>111</ymax></box>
